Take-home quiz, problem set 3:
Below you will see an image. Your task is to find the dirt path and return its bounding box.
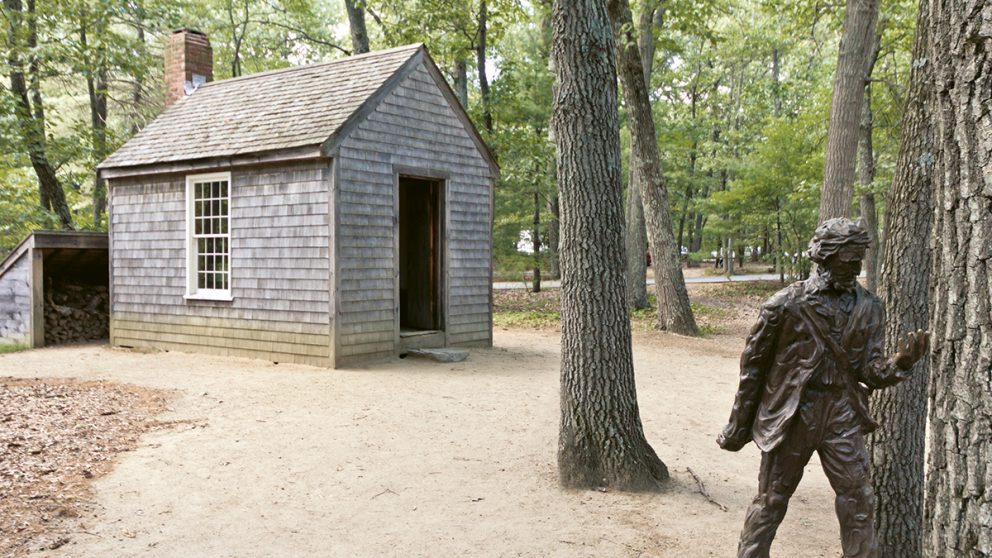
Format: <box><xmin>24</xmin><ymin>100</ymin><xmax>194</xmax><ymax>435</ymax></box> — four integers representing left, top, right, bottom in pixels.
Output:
<box><xmin>1</xmin><ymin>331</ymin><xmax>841</xmax><ymax>557</ymax></box>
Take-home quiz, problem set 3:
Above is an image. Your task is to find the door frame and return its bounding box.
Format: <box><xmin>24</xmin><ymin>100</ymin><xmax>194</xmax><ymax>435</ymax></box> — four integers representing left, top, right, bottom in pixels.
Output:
<box><xmin>393</xmin><ymin>165</ymin><xmax>449</xmax><ymax>352</ymax></box>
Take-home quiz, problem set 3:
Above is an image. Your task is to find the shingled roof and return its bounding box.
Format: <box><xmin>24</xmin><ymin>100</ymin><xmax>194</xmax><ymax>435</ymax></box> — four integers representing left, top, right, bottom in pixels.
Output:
<box><xmin>99</xmin><ymin>44</ymin><xmax>494</xmax><ymax>174</ymax></box>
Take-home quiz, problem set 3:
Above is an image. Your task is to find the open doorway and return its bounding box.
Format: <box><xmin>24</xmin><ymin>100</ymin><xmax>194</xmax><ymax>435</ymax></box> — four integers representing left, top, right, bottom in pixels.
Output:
<box><xmin>398</xmin><ymin>175</ymin><xmax>444</xmax><ymax>342</ymax></box>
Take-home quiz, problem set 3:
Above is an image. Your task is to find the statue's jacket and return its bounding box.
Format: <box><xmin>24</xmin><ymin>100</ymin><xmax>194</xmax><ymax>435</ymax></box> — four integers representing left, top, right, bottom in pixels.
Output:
<box><xmin>725</xmin><ymin>276</ymin><xmax>904</xmax><ymax>453</ymax></box>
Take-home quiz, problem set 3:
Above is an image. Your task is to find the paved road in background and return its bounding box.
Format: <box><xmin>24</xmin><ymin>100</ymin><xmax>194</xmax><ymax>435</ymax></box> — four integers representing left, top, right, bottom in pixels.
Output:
<box><xmin>493</xmin><ymin>273</ymin><xmax>783</xmax><ymax>290</ymax></box>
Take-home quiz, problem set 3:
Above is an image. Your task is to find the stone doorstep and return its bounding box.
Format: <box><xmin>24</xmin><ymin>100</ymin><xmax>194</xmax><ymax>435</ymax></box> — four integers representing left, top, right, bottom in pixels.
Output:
<box><xmin>404</xmin><ymin>348</ymin><xmax>469</xmax><ymax>363</ymax></box>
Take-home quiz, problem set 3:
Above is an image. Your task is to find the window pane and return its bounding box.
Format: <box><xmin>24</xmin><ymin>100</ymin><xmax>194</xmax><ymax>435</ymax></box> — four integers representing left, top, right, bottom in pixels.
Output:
<box><xmin>190</xmin><ymin>177</ymin><xmax>231</xmax><ymax>293</ymax></box>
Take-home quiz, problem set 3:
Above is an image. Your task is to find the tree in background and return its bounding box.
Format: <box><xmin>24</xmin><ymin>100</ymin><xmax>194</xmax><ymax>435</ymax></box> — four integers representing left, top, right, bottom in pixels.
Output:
<box><xmin>924</xmin><ymin>0</ymin><xmax>992</xmax><ymax>555</ymax></box>
<box><xmin>344</xmin><ymin>0</ymin><xmax>370</xmax><ymax>53</ymax></box>
<box><xmin>623</xmin><ymin>0</ymin><xmax>662</xmax><ymax>311</ymax></box>
<box><xmin>0</xmin><ymin>0</ymin><xmax>921</xmax><ymax>285</ymax></box>
<box><xmin>609</xmin><ymin>0</ymin><xmax>697</xmax><ymax>334</ymax></box>
<box><xmin>3</xmin><ymin>0</ymin><xmax>74</xmax><ymax>229</ymax></box>
<box><xmin>818</xmin><ymin>0</ymin><xmax>878</xmax><ymax>222</ymax></box>
<box><xmin>487</xmin><ymin>9</ymin><xmax>557</xmax><ymax>283</ymax></box>
<box><xmin>552</xmin><ymin>0</ymin><xmax>667</xmax><ymax>491</ymax></box>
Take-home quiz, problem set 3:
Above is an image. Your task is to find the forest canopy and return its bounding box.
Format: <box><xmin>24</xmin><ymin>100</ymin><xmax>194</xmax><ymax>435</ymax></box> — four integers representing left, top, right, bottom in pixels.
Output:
<box><xmin>1</xmin><ymin>0</ymin><xmax>917</xmax><ymax>267</ymax></box>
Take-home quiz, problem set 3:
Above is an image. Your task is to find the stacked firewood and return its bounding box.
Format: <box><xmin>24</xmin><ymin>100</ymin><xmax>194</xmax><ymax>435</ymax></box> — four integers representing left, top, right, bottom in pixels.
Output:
<box><xmin>44</xmin><ymin>282</ymin><xmax>109</xmax><ymax>345</ymax></box>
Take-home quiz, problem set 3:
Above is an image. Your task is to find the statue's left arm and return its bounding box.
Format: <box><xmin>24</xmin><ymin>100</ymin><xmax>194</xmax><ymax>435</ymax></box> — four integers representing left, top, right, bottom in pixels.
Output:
<box><xmin>860</xmin><ymin>302</ymin><xmax>929</xmax><ymax>389</ymax></box>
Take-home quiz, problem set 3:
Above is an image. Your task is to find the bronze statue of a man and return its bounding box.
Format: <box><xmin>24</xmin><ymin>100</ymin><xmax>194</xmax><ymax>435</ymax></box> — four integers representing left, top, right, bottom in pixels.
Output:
<box><xmin>718</xmin><ymin>217</ymin><xmax>928</xmax><ymax>558</ymax></box>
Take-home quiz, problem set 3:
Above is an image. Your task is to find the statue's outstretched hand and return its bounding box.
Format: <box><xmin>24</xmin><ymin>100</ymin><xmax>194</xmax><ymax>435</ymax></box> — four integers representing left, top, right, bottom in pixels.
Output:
<box><xmin>893</xmin><ymin>329</ymin><xmax>930</xmax><ymax>376</ymax></box>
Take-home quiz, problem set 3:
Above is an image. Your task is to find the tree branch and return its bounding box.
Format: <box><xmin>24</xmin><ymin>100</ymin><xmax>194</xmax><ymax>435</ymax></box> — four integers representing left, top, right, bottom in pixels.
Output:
<box><xmin>252</xmin><ymin>18</ymin><xmax>350</xmax><ymax>54</ymax></box>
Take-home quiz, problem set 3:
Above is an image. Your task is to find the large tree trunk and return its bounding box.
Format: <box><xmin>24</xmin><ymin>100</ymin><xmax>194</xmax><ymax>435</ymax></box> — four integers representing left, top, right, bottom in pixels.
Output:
<box><xmin>868</xmin><ymin>3</ymin><xmax>933</xmax><ymax>556</ymax></box>
<box><xmin>551</xmin><ymin>0</ymin><xmax>668</xmax><ymax>492</ymax></box>
<box><xmin>5</xmin><ymin>0</ymin><xmax>73</xmax><ymax>229</ymax></box>
<box><xmin>818</xmin><ymin>0</ymin><xmax>879</xmax><ymax>222</ymax></box>
<box><xmin>925</xmin><ymin>1</ymin><xmax>992</xmax><ymax>556</ymax></box>
<box><xmin>609</xmin><ymin>0</ymin><xmax>697</xmax><ymax>335</ymax></box>
<box><xmin>344</xmin><ymin>0</ymin><xmax>370</xmax><ymax>54</ymax></box>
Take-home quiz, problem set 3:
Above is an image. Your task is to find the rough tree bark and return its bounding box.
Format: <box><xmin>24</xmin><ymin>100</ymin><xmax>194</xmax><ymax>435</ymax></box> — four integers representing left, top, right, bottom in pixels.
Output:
<box><xmin>609</xmin><ymin>0</ymin><xmax>697</xmax><ymax>335</ymax></box>
<box><xmin>624</xmin><ymin>1</ymin><xmax>662</xmax><ymax>310</ymax></box>
<box><xmin>867</xmin><ymin>3</ymin><xmax>932</xmax><ymax>556</ymax></box>
<box><xmin>858</xmin><ymin>32</ymin><xmax>881</xmax><ymax>292</ymax></box>
<box><xmin>4</xmin><ymin>0</ymin><xmax>73</xmax><ymax>229</ymax></box>
<box><xmin>344</xmin><ymin>0</ymin><xmax>370</xmax><ymax>54</ymax></box>
<box><xmin>625</xmin><ymin>174</ymin><xmax>649</xmax><ymax>308</ymax></box>
<box><xmin>924</xmin><ymin>1</ymin><xmax>992</xmax><ymax>556</ymax></box>
<box><xmin>547</xmin><ymin>194</ymin><xmax>560</xmax><ymax>278</ymax></box>
<box><xmin>551</xmin><ymin>0</ymin><xmax>668</xmax><ymax>491</ymax></box>
<box><xmin>818</xmin><ymin>0</ymin><xmax>879</xmax><ymax>222</ymax></box>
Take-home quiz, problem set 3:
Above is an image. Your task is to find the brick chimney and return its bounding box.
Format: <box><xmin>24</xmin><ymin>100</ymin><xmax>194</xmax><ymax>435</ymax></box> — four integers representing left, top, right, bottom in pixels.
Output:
<box><xmin>165</xmin><ymin>28</ymin><xmax>213</xmax><ymax>109</ymax></box>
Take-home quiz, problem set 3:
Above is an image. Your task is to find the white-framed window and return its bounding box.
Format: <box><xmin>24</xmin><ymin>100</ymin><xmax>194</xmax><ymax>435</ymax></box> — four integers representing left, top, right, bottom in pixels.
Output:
<box><xmin>185</xmin><ymin>172</ymin><xmax>232</xmax><ymax>301</ymax></box>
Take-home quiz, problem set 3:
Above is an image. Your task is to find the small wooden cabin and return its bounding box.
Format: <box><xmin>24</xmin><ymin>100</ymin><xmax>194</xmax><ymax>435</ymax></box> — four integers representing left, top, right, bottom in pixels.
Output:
<box><xmin>98</xmin><ymin>31</ymin><xmax>497</xmax><ymax>367</ymax></box>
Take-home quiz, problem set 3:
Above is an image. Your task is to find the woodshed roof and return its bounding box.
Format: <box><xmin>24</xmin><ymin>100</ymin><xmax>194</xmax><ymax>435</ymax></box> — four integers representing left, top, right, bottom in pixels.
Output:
<box><xmin>99</xmin><ymin>43</ymin><xmax>496</xmax><ymax>175</ymax></box>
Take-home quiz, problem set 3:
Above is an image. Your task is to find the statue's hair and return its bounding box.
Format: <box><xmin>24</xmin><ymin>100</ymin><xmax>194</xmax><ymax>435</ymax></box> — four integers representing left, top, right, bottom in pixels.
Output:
<box><xmin>808</xmin><ymin>217</ymin><xmax>870</xmax><ymax>263</ymax></box>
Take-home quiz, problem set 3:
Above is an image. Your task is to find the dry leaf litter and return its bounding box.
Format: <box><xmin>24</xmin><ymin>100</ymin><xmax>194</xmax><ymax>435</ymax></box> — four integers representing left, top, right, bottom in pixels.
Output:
<box><xmin>0</xmin><ymin>377</ymin><xmax>169</xmax><ymax>557</ymax></box>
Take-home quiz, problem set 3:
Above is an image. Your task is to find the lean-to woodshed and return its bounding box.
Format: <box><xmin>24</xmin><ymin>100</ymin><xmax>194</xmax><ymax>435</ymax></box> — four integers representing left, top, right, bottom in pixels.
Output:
<box><xmin>0</xmin><ymin>232</ymin><xmax>109</xmax><ymax>348</ymax></box>
<box><xmin>99</xmin><ymin>31</ymin><xmax>497</xmax><ymax>368</ymax></box>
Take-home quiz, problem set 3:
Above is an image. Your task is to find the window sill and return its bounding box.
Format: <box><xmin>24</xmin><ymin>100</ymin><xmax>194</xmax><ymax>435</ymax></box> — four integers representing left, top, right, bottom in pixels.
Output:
<box><xmin>184</xmin><ymin>292</ymin><xmax>234</xmax><ymax>302</ymax></box>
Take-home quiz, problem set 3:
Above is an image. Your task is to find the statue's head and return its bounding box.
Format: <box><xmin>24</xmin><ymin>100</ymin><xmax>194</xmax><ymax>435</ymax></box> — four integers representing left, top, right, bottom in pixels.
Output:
<box><xmin>808</xmin><ymin>217</ymin><xmax>870</xmax><ymax>291</ymax></box>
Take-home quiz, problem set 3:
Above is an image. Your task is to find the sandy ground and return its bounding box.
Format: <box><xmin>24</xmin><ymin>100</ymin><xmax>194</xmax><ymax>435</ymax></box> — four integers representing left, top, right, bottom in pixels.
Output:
<box><xmin>0</xmin><ymin>330</ymin><xmax>845</xmax><ymax>558</ymax></box>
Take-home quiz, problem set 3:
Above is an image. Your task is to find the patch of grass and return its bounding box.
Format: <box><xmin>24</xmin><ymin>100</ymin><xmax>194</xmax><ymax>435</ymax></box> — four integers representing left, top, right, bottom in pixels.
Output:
<box><xmin>0</xmin><ymin>343</ymin><xmax>29</xmax><ymax>354</ymax></box>
<box><xmin>493</xmin><ymin>311</ymin><xmax>561</xmax><ymax>330</ymax></box>
<box><xmin>690</xmin><ymin>301</ymin><xmax>730</xmax><ymax>320</ymax></box>
<box><xmin>710</xmin><ymin>281</ymin><xmax>784</xmax><ymax>299</ymax></box>
<box><xmin>492</xmin><ymin>280</ymin><xmax>771</xmax><ymax>338</ymax></box>
<box><xmin>697</xmin><ymin>324</ymin><xmax>723</xmax><ymax>337</ymax></box>
<box><xmin>494</xmin><ymin>288</ymin><xmax>560</xmax><ymax>313</ymax></box>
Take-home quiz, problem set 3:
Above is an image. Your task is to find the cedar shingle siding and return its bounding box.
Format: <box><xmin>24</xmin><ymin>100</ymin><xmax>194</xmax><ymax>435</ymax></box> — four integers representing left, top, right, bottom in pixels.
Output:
<box><xmin>0</xmin><ymin>253</ymin><xmax>31</xmax><ymax>345</ymax></box>
<box><xmin>100</xmin><ymin>45</ymin><xmax>495</xmax><ymax>367</ymax></box>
